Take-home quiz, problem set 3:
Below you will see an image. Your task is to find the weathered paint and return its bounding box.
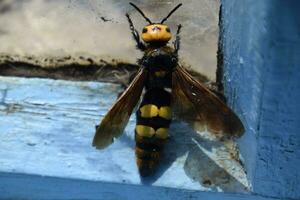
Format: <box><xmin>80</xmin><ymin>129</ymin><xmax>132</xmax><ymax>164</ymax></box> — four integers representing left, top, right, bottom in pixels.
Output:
<box><xmin>0</xmin><ymin>173</ymin><xmax>274</xmax><ymax>200</ymax></box>
<box><xmin>221</xmin><ymin>0</ymin><xmax>300</xmax><ymax>199</ymax></box>
<box><xmin>0</xmin><ymin>76</ymin><xmax>250</xmax><ymax>199</ymax></box>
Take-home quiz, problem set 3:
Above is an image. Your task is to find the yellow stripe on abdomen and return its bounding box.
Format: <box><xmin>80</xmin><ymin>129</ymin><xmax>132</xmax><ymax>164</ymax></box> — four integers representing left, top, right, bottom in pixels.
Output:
<box><xmin>139</xmin><ymin>104</ymin><xmax>159</xmax><ymax>118</ymax></box>
<box><xmin>135</xmin><ymin>125</ymin><xmax>155</xmax><ymax>138</ymax></box>
<box><xmin>155</xmin><ymin>128</ymin><xmax>168</xmax><ymax>139</ymax></box>
<box><xmin>135</xmin><ymin>125</ymin><xmax>169</xmax><ymax>139</ymax></box>
<box><xmin>158</xmin><ymin>106</ymin><xmax>171</xmax><ymax>120</ymax></box>
<box><xmin>139</xmin><ymin>104</ymin><xmax>172</xmax><ymax>120</ymax></box>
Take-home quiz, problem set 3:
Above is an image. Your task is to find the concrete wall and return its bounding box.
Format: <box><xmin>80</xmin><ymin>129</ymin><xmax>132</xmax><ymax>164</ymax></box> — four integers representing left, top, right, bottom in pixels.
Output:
<box><xmin>221</xmin><ymin>0</ymin><xmax>300</xmax><ymax>199</ymax></box>
<box><xmin>0</xmin><ymin>0</ymin><xmax>219</xmax><ymax>78</ymax></box>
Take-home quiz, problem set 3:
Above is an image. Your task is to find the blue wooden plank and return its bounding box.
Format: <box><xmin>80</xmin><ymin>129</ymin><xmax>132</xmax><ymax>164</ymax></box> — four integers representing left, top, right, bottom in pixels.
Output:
<box><xmin>222</xmin><ymin>0</ymin><xmax>300</xmax><ymax>199</ymax></box>
<box><xmin>0</xmin><ymin>76</ymin><xmax>252</xmax><ymax>199</ymax></box>
<box><xmin>0</xmin><ymin>172</ymin><xmax>276</xmax><ymax>200</ymax></box>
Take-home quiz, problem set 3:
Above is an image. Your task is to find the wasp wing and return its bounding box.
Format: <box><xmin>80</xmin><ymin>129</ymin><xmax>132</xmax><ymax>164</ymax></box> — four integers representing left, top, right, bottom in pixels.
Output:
<box><xmin>92</xmin><ymin>68</ymin><xmax>147</xmax><ymax>149</ymax></box>
<box><xmin>172</xmin><ymin>65</ymin><xmax>244</xmax><ymax>138</ymax></box>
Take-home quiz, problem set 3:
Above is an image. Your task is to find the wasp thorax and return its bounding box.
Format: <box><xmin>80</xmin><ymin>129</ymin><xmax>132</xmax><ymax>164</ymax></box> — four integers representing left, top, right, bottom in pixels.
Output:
<box><xmin>141</xmin><ymin>24</ymin><xmax>172</xmax><ymax>43</ymax></box>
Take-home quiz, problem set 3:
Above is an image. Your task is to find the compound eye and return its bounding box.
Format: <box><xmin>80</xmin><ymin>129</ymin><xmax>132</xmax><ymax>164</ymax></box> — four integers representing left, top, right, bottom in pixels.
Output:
<box><xmin>166</xmin><ymin>27</ymin><xmax>171</xmax><ymax>32</ymax></box>
<box><xmin>142</xmin><ymin>28</ymin><xmax>148</xmax><ymax>33</ymax></box>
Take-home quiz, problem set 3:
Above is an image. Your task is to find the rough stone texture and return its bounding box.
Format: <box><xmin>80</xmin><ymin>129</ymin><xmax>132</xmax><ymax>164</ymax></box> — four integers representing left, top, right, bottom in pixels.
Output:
<box><xmin>0</xmin><ymin>0</ymin><xmax>219</xmax><ymax>78</ymax></box>
<box><xmin>221</xmin><ymin>0</ymin><xmax>300</xmax><ymax>199</ymax></box>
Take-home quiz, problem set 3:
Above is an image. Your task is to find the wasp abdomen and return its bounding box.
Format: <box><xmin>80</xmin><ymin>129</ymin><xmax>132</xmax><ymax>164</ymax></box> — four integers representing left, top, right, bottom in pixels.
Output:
<box><xmin>135</xmin><ymin>88</ymin><xmax>171</xmax><ymax>176</ymax></box>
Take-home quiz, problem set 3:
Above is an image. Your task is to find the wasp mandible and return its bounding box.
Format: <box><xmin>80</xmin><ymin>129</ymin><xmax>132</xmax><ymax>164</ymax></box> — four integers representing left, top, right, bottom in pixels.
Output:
<box><xmin>92</xmin><ymin>2</ymin><xmax>244</xmax><ymax>177</ymax></box>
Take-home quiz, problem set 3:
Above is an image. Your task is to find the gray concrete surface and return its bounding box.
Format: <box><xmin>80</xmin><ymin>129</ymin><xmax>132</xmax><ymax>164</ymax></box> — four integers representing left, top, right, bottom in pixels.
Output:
<box><xmin>0</xmin><ymin>0</ymin><xmax>219</xmax><ymax>78</ymax></box>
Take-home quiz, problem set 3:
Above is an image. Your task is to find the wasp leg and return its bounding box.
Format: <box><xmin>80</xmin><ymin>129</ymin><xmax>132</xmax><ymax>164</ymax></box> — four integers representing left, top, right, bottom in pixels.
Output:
<box><xmin>126</xmin><ymin>13</ymin><xmax>146</xmax><ymax>51</ymax></box>
<box><xmin>174</xmin><ymin>24</ymin><xmax>182</xmax><ymax>53</ymax></box>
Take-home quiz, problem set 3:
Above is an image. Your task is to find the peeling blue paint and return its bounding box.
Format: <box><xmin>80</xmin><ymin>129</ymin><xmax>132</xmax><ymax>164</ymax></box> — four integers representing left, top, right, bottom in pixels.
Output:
<box><xmin>0</xmin><ymin>76</ymin><xmax>250</xmax><ymax>199</ymax></box>
<box><xmin>222</xmin><ymin>0</ymin><xmax>300</xmax><ymax>199</ymax></box>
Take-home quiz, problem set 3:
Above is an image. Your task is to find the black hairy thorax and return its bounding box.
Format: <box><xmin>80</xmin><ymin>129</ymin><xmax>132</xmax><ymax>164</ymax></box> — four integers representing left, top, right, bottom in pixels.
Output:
<box><xmin>139</xmin><ymin>46</ymin><xmax>177</xmax><ymax>89</ymax></box>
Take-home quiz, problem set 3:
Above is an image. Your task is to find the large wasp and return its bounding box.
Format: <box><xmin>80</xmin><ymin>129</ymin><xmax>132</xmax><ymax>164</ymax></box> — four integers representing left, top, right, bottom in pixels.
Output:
<box><xmin>92</xmin><ymin>2</ymin><xmax>244</xmax><ymax>177</ymax></box>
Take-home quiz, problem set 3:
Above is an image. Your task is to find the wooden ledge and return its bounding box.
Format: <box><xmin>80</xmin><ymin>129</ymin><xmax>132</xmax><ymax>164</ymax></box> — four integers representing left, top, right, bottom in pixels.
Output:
<box><xmin>0</xmin><ymin>76</ymin><xmax>253</xmax><ymax>199</ymax></box>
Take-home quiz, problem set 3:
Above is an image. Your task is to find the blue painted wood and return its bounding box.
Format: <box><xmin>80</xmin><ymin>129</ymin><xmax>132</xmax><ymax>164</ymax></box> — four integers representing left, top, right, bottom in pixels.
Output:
<box><xmin>0</xmin><ymin>172</ymin><xmax>277</xmax><ymax>200</ymax></box>
<box><xmin>222</xmin><ymin>0</ymin><xmax>300</xmax><ymax>199</ymax></box>
<box><xmin>0</xmin><ymin>76</ymin><xmax>253</xmax><ymax>199</ymax></box>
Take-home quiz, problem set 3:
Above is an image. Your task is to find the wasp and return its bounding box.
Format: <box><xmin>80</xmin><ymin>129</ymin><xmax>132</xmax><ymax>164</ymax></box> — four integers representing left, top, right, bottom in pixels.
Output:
<box><xmin>92</xmin><ymin>2</ymin><xmax>244</xmax><ymax>177</ymax></box>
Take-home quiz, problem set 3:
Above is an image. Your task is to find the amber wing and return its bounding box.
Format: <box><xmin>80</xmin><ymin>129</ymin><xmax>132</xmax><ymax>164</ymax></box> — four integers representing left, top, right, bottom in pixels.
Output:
<box><xmin>92</xmin><ymin>68</ymin><xmax>147</xmax><ymax>149</ymax></box>
<box><xmin>172</xmin><ymin>65</ymin><xmax>244</xmax><ymax>138</ymax></box>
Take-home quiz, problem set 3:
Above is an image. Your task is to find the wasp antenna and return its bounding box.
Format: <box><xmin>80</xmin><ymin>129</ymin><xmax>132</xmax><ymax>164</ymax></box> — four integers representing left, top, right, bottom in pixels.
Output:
<box><xmin>160</xmin><ymin>3</ymin><xmax>182</xmax><ymax>24</ymax></box>
<box><xmin>129</xmin><ymin>2</ymin><xmax>152</xmax><ymax>24</ymax></box>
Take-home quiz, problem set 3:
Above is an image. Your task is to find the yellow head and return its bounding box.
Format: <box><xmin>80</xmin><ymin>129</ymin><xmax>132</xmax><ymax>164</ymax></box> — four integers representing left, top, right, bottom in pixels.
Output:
<box><xmin>141</xmin><ymin>24</ymin><xmax>172</xmax><ymax>43</ymax></box>
<box><xmin>129</xmin><ymin>2</ymin><xmax>182</xmax><ymax>44</ymax></box>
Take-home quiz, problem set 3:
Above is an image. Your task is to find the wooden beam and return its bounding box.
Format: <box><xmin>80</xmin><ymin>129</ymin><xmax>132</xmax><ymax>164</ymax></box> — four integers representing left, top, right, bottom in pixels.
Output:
<box><xmin>0</xmin><ymin>76</ymin><xmax>252</xmax><ymax>199</ymax></box>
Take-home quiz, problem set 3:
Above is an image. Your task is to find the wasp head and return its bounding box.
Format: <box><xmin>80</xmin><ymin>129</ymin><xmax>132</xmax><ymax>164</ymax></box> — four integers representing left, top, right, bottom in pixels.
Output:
<box><xmin>141</xmin><ymin>24</ymin><xmax>172</xmax><ymax>43</ymax></box>
<box><xmin>129</xmin><ymin>2</ymin><xmax>182</xmax><ymax>44</ymax></box>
